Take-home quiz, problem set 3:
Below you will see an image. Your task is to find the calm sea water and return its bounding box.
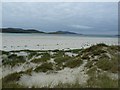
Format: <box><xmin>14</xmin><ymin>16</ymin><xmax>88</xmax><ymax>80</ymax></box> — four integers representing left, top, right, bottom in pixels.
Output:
<box><xmin>2</xmin><ymin>33</ymin><xmax>118</xmax><ymax>38</ymax></box>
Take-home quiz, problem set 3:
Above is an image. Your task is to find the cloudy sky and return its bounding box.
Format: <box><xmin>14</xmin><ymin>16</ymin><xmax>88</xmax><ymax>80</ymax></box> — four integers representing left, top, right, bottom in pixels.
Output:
<box><xmin>2</xmin><ymin>2</ymin><xmax>118</xmax><ymax>35</ymax></box>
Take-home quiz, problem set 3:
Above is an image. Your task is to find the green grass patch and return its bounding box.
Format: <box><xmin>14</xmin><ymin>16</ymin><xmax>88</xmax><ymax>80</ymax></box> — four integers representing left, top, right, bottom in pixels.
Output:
<box><xmin>96</xmin><ymin>59</ymin><xmax>112</xmax><ymax>71</ymax></box>
<box><xmin>22</xmin><ymin>68</ymin><xmax>33</xmax><ymax>75</ymax></box>
<box><xmin>28</xmin><ymin>52</ymin><xmax>37</xmax><ymax>59</ymax></box>
<box><xmin>85</xmin><ymin>61</ymin><xmax>94</xmax><ymax>68</ymax></box>
<box><xmin>34</xmin><ymin>62</ymin><xmax>53</xmax><ymax>72</ymax></box>
<box><xmin>81</xmin><ymin>54</ymin><xmax>90</xmax><ymax>60</ymax></box>
<box><xmin>99</xmin><ymin>54</ymin><xmax>110</xmax><ymax>60</ymax></box>
<box><xmin>2</xmin><ymin>81</ymin><xmax>25</xmax><ymax>88</ymax></box>
<box><xmin>65</xmin><ymin>49</ymin><xmax>81</xmax><ymax>54</ymax></box>
<box><xmin>2</xmin><ymin>72</ymin><xmax>21</xmax><ymax>83</ymax></box>
<box><xmin>86</xmin><ymin>66</ymin><xmax>97</xmax><ymax>75</ymax></box>
<box><xmin>87</xmin><ymin>73</ymin><xmax>118</xmax><ymax>88</ymax></box>
<box><xmin>2</xmin><ymin>54</ymin><xmax>26</xmax><ymax>67</ymax></box>
<box><xmin>52</xmin><ymin>51</ymin><xmax>65</xmax><ymax>58</ymax></box>
<box><xmin>53</xmin><ymin>81</ymin><xmax>83</xmax><ymax>88</ymax></box>
<box><xmin>65</xmin><ymin>57</ymin><xmax>83</xmax><ymax>68</ymax></box>
<box><xmin>2</xmin><ymin>51</ymin><xmax>9</xmax><ymax>55</ymax></box>
<box><xmin>54</xmin><ymin>55</ymin><xmax>71</xmax><ymax>64</ymax></box>
<box><xmin>82</xmin><ymin>43</ymin><xmax>108</xmax><ymax>53</ymax></box>
<box><xmin>31</xmin><ymin>52</ymin><xmax>51</xmax><ymax>63</ymax></box>
<box><xmin>92</xmin><ymin>49</ymin><xmax>107</xmax><ymax>56</ymax></box>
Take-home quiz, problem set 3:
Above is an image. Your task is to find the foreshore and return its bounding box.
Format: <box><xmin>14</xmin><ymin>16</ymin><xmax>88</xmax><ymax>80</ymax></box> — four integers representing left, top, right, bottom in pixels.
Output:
<box><xmin>2</xmin><ymin>33</ymin><xmax>118</xmax><ymax>51</ymax></box>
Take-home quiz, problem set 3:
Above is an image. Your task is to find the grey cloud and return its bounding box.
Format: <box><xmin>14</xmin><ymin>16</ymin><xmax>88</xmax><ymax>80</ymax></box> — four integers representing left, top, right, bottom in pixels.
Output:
<box><xmin>71</xmin><ymin>25</ymin><xmax>93</xmax><ymax>29</ymax></box>
<box><xmin>2</xmin><ymin>2</ymin><xmax>118</xmax><ymax>35</ymax></box>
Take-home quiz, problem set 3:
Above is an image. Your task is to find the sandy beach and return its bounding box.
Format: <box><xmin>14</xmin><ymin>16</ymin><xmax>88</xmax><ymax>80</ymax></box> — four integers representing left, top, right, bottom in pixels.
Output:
<box><xmin>2</xmin><ymin>33</ymin><xmax>118</xmax><ymax>51</ymax></box>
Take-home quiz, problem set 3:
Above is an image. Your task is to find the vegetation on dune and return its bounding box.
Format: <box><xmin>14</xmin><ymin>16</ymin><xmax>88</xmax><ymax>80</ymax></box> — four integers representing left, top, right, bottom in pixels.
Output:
<box><xmin>53</xmin><ymin>79</ymin><xmax>83</xmax><ymax>88</ymax></box>
<box><xmin>92</xmin><ymin>49</ymin><xmax>107</xmax><ymax>56</ymax></box>
<box><xmin>54</xmin><ymin>55</ymin><xmax>71</xmax><ymax>64</ymax></box>
<box><xmin>54</xmin><ymin>55</ymin><xmax>71</xmax><ymax>70</ymax></box>
<box><xmin>82</xmin><ymin>43</ymin><xmax>119</xmax><ymax>73</ymax></box>
<box><xmin>31</xmin><ymin>52</ymin><xmax>51</xmax><ymax>63</ymax></box>
<box><xmin>2</xmin><ymin>81</ymin><xmax>25</xmax><ymax>88</ymax></box>
<box><xmin>40</xmin><ymin>52</ymin><xmax>51</xmax><ymax>61</ymax></box>
<box><xmin>2</xmin><ymin>72</ymin><xmax>21</xmax><ymax>82</ymax></box>
<box><xmin>34</xmin><ymin>62</ymin><xmax>53</xmax><ymax>72</ymax></box>
<box><xmin>2</xmin><ymin>68</ymin><xmax>35</xmax><ymax>88</ymax></box>
<box><xmin>87</xmin><ymin>73</ymin><xmax>118</xmax><ymax>88</ymax></box>
<box><xmin>21</xmin><ymin>68</ymin><xmax>33</xmax><ymax>75</ymax></box>
<box><xmin>52</xmin><ymin>51</ymin><xmax>83</xmax><ymax>69</ymax></box>
<box><xmin>2</xmin><ymin>54</ymin><xmax>26</xmax><ymax>67</ymax></box>
<box><xmin>10</xmin><ymin>49</ymin><xmax>45</xmax><ymax>53</ymax></box>
<box><xmin>52</xmin><ymin>51</ymin><xmax>65</xmax><ymax>58</ymax></box>
<box><xmin>81</xmin><ymin>54</ymin><xmax>90</xmax><ymax>60</ymax></box>
<box><xmin>64</xmin><ymin>57</ymin><xmax>83</xmax><ymax>68</ymax></box>
<box><xmin>85</xmin><ymin>60</ymin><xmax>94</xmax><ymax>68</ymax></box>
<box><xmin>80</xmin><ymin>43</ymin><xmax>109</xmax><ymax>60</ymax></box>
<box><xmin>109</xmin><ymin>45</ymin><xmax>120</xmax><ymax>51</ymax></box>
<box><xmin>85</xmin><ymin>58</ymin><xmax>118</xmax><ymax>74</ymax></box>
<box><xmin>98</xmin><ymin>53</ymin><xmax>110</xmax><ymax>60</ymax></box>
<box><xmin>52</xmin><ymin>49</ymin><xmax>61</xmax><ymax>52</ymax></box>
<box><xmin>65</xmin><ymin>49</ymin><xmax>81</xmax><ymax>54</ymax></box>
<box><xmin>2</xmin><ymin>51</ymin><xmax>9</xmax><ymax>55</ymax></box>
<box><xmin>2</xmin><ymin>72</ymin><xmax>24</xmax><ymax>88</ymax></box>
<box><xmin>96</xmin><ymin>59</ymin><xmax>112</xmax><ymax>71</ymax></box>
<box><xmin>2</xmin><ymin>43</ymin><xmax>119</xmax><ymax>88</ymax></box>
<box><xmin>86</xmin><ymin>66</ymin><xmax>97</xmax><ymax>75</ymax></box>
<box><xmin>81</xmin><ymin>43</ymin><xmax>107</xmax><ymax>53</ymax></box>
<box><xmin>28</xmin><ymin>52</ymin><xmax>37</xmax><ymax>59</ymax></box>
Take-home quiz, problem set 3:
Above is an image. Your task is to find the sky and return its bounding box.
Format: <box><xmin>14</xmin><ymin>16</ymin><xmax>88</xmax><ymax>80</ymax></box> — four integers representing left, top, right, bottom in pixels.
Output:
<box><xmin>2</xmin><ymin>2</ymin><xmax>118</xmax><ymax>35</ymax></box>
<box><xmin>1</xmin><ymin>0</ymin><xmax>119</xmax><ymax>2</ymax></box>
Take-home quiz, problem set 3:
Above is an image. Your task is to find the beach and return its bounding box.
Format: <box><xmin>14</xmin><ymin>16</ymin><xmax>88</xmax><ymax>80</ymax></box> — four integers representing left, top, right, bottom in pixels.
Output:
<box><xmin>1</xmin><ymin>33</ymin><xmax>119</xmax><ymax>88</ymax></box>
<box><xmin>2</xmin><ymin>33</ymin><xmax>118</xmax><ymax>51</ymax></box>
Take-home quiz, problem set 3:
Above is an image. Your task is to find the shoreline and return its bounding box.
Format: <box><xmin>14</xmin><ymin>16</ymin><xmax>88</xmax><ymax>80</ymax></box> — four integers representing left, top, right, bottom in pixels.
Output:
<box><xmin>1</xmin><ymin>44</ymin><xmax>119</xmax><ymax>52</ymax></box>
<box><xmin>2</xmin><ymin>32</ymin><xmax>119</xmax><ymax>37</ymax></box>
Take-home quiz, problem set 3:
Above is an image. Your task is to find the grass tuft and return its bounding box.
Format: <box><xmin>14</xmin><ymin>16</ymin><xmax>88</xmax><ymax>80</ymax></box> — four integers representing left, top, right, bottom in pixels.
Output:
<box><xmin>34</xmin><ymin>62</ymin><xmax>53</xmax><ymax>72</ymax></box>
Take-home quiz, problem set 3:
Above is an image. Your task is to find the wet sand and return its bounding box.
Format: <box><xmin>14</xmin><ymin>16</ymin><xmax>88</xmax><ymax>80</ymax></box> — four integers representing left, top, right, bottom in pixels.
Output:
<box><xmin>2</xmin><ymin>33</ymin><xmax>118</xmax><ymax>51</ymax></box>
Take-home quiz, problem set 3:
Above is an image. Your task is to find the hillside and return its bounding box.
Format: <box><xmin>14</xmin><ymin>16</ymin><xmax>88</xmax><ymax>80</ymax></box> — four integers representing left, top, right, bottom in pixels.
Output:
<box><xmin>48</xmin><ymin>31</ymin><xmax>77</xmax><ymax>34</ymax></box>
<box><xmin>1</xmin><ymin>28</ymin><xmax>78</xmax><ymax>35</ymax></box>
<box><xmin>1</xmin><ymin>28</ymin><xmax>44</xmax><ymax>33</ymax></box>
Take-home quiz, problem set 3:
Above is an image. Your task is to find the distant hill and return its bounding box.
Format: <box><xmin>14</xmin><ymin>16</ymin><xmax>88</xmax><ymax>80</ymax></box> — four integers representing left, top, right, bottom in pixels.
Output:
<box><xmin>1</xmin><ymin>28</ymin><xmax>45</xmax><ymax>33</ymax></box>
<box><xmin>0</xmin><ymin>28</ymin><xmax>78</xmax><ymax>35</ymax></box>
<box><xmin>48</xmin><ymin>31</ymin><xmax>78</xmax><ymax>34</ymax></box>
